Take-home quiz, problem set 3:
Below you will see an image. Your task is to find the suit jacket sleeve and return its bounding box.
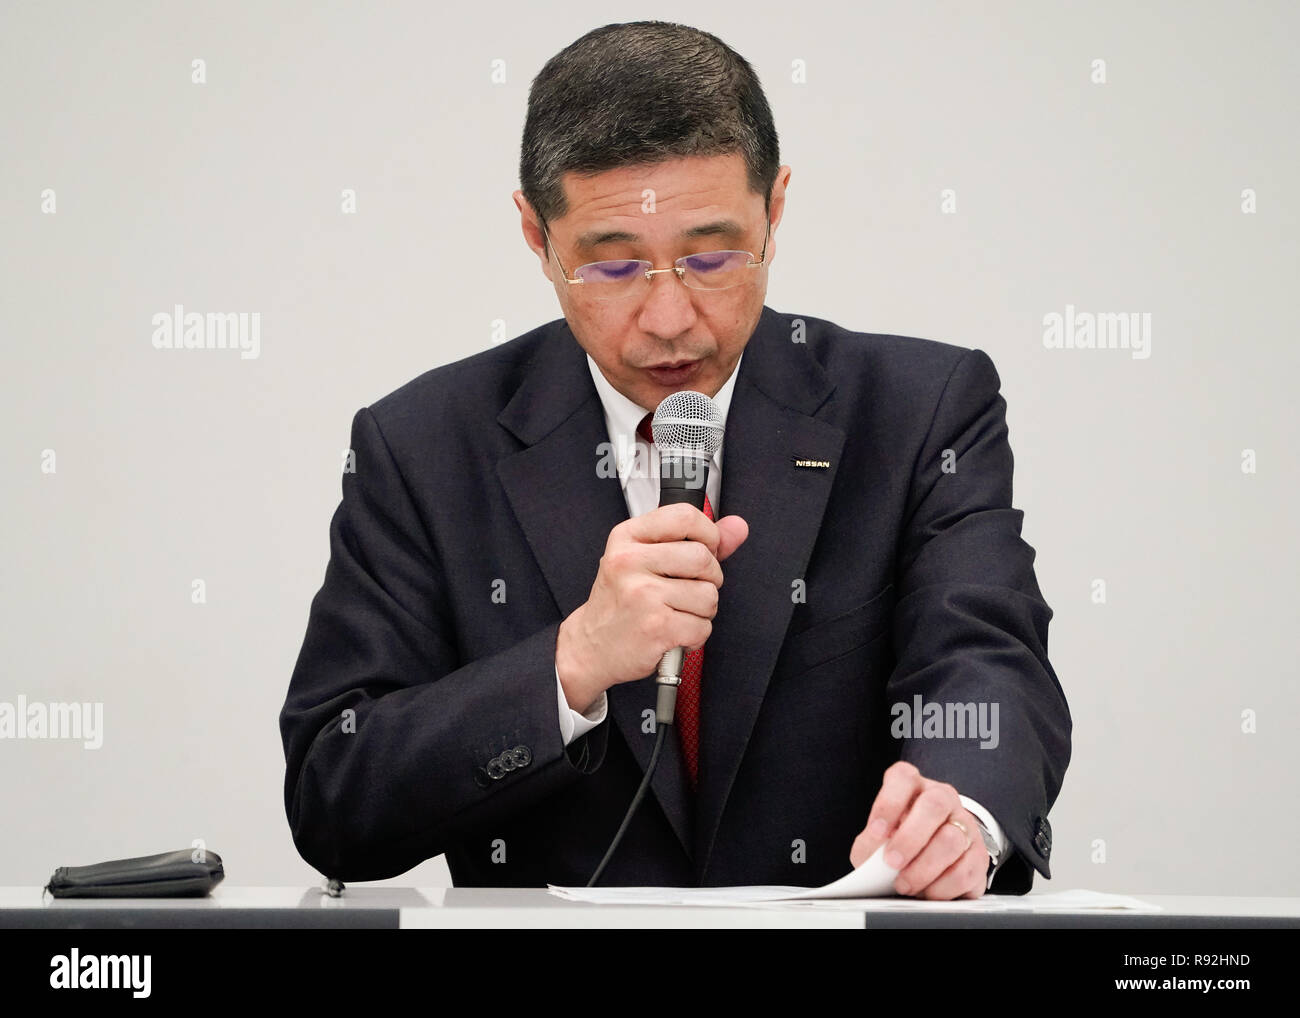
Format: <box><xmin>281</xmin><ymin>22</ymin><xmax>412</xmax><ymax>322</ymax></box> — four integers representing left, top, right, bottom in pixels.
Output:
<box><xmin>279</xmin><ymin>406</ymin><xmax>608</xmax><ymax>881</ymax></box>
<box><xmin>888</xmin><ymin>347</ymin><xmax>1072</xmax><ymax>893</ymax></box>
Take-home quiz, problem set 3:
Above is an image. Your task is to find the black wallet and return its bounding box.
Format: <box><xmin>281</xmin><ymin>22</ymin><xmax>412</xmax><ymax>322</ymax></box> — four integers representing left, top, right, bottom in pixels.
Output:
<box><xmin>44</xmin><ymin>849</ymin><xmax>225</xmax><ymax>898</ymax></box>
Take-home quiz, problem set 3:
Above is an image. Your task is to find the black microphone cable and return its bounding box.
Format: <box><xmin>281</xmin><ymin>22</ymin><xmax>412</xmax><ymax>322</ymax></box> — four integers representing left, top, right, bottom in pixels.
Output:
<box><xmin>585</xmin><ymin>661</ymin><xmax>681</xmax><ymax>887</ymax></box>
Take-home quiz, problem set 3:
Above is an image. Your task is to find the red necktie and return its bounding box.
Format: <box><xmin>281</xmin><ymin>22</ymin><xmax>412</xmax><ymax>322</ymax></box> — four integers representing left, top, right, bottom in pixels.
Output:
<box><xmin>638</xmin><ymin>413</ymin><xmax>711</xmax><ymax>789</ymax></box>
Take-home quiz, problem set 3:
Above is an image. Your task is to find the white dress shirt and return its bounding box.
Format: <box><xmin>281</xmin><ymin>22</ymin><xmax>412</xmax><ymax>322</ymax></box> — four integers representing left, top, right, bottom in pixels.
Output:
<box><xmin>552</xmin><ymin>351</ymin><xmax>1010</xmax><ymax>887</ymax></box>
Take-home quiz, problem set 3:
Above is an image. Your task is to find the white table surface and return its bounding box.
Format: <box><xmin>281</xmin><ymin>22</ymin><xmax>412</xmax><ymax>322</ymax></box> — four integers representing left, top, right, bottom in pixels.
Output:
<box><xmin>4</xmin><ymin>887</ymin><xmax>1299</xmax><ymax>929</ymax></box>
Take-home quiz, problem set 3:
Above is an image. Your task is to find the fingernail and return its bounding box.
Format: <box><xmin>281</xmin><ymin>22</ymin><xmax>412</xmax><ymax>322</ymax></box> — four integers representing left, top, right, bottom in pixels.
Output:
<box><xmin>895</xmin><ymin>878</ymin><xmax>910</xmax><ymax>894</ymax></box>
<box><xmin>869</xmin><ymin>819</ymin><xmax>888</xmax><ymax>838</ymax></box>
<box><xmin>885</xmin><ymin>849</ymin><xmax>903</xmax><ymax>868</ymax></box>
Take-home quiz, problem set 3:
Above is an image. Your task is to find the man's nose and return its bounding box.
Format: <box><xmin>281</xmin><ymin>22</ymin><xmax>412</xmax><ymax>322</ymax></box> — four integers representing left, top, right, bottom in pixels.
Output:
<box><xmin>636</xmin><ymin>268</ymin><xmax>697</xmax><ymax>337</ymax></box>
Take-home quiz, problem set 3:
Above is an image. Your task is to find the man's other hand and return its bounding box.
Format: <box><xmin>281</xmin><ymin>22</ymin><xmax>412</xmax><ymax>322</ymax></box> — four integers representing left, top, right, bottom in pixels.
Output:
<box><xmin>849</xmin><ymin>761</ymin><xmax>988</xmax><ymax>900</ymax></box>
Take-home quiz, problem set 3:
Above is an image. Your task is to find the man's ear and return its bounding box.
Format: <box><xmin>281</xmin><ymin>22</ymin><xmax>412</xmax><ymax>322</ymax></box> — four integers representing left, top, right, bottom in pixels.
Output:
<box><xmin>767</xmin><ymin>165</ymin><xmax>791</xmax><ymax>234</ymax></box>
<box><xmin>513</xmin><ymin>190</ymin><xmax>552</xmax><ymax>281</ymax></box>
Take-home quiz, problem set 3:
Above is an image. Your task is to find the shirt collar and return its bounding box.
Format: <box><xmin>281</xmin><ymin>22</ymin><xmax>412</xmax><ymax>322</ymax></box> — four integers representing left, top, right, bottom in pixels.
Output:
<box><xmin>586</xmin><ymin>351</ymin><xmax>743</xmax><ymax>489</ymax></box>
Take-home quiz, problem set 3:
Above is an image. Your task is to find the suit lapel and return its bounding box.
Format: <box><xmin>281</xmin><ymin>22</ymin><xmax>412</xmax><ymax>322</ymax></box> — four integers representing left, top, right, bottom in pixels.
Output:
<box><xmin>694</xmin><ymin>306</ymin><xmax>845</xmax><ymax>881</ymax></box>
<box><xmin>496</xmin><ymin>320</ymin><xmax>695</xmax><ymax>858</ymax></box>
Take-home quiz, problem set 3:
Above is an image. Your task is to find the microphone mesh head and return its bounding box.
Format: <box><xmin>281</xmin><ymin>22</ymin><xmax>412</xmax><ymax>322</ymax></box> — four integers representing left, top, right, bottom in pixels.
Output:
<box><xmin>650</xmin><ymin>390</ymin><xmax>724</xmax><ymax>459</ymax></box>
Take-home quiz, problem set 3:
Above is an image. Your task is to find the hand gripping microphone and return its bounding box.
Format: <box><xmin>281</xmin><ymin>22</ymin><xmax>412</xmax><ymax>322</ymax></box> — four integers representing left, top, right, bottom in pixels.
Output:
<box><xmin>648</xmin><ymin>389</ymin><xmax>725</xmax><ymax>727</ymax></box>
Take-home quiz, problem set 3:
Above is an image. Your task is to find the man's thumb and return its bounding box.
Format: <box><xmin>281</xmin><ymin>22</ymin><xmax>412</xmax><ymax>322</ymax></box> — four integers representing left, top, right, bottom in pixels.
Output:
<box><xmin>715</xmin><ymin>515</ymin><xmax>749</xmax><ymax>561</ymax></box>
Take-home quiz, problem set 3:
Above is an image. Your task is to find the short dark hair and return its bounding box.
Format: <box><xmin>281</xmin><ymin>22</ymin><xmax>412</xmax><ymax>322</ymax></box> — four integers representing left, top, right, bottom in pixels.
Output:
<box><xmin>519</xmin><ymin>21</ymin><xmax>780</xmax><ymax>228</ymax></box>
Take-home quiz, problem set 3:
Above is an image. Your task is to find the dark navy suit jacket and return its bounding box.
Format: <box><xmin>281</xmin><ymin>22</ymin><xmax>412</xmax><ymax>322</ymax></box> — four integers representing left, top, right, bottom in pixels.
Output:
<box><xmin>279</xmin><ymin>305</ymin><xmax>1071</xmax><ymax>892</ymax></box>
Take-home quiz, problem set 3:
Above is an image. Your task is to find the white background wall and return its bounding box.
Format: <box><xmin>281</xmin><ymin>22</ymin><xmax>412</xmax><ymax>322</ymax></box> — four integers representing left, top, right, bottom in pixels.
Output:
<box><xmin>2</xmin><ymin>0</ymin><xmax>1296</xmax><ymax>894</ymax></box>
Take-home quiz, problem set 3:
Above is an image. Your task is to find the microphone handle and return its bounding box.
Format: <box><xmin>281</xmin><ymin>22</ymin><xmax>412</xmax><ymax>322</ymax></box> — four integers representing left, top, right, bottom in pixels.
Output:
<box><xmin>657</xmin><ymin>453</ymin><xmax>709</xmax><ymax>512</ymax></box>
<box><xmin>654</xmin><ymin>454</ymin><xmax>710</xmax><ymax>724</ymax></box>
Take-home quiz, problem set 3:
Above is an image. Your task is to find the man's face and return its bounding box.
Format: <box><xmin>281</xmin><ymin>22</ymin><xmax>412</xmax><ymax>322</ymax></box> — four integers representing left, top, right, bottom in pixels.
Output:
<box><xmin>515</xmin><ymin>153</ymin><xmax>789</xmax><ymax>412</ymax></box>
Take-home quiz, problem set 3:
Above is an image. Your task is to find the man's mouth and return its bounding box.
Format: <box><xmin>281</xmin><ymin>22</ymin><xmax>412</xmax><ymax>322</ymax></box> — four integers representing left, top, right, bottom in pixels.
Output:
<box><xmin>645</xmin><ymin>360</ymin><xmax>700</xmax><ymax>385</ymax></box>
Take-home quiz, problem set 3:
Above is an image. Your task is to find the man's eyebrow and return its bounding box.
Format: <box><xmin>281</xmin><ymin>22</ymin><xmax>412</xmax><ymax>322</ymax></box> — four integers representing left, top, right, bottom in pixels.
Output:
<box><xmin>575</xmin><ymin>220</ymin><xmax>747</xmax><ymax>250</ymax></box>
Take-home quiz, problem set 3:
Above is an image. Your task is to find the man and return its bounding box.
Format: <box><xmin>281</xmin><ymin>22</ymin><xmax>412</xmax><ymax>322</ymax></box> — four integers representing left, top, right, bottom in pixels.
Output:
<box><xmin>280</xmin><ymin>21</ymin><xmax>1070</xmax><ymax>898</ymax></box>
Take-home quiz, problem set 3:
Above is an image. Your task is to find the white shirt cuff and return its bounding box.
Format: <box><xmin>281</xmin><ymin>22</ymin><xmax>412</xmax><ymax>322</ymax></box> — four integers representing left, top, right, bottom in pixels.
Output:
<box><xmin>959</xmin><ymin>794</ymin><xmax>1011</xmax><ymax>890</ymax></box>
<box><xmin>555</xmin><ymin>666</ymin><xmax>608</xmax><ymax>746</ymax></box>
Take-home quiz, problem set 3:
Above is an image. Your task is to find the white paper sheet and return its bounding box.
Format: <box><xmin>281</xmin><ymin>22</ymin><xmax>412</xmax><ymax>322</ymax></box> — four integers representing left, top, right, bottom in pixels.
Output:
<box><xmin>549</xmin><ymin>844</ymin><xmax>898</xmax><ymax>905</ymax></box>
<box><xmin>548</xmin><ymin>846</ymin><xmax>1159</xmax><ymax>912</ymax></box>
<box><xmin>1002</xmin><ymin>889</ymin><xmax>1161</xmax><ymax>912</ymax></box>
